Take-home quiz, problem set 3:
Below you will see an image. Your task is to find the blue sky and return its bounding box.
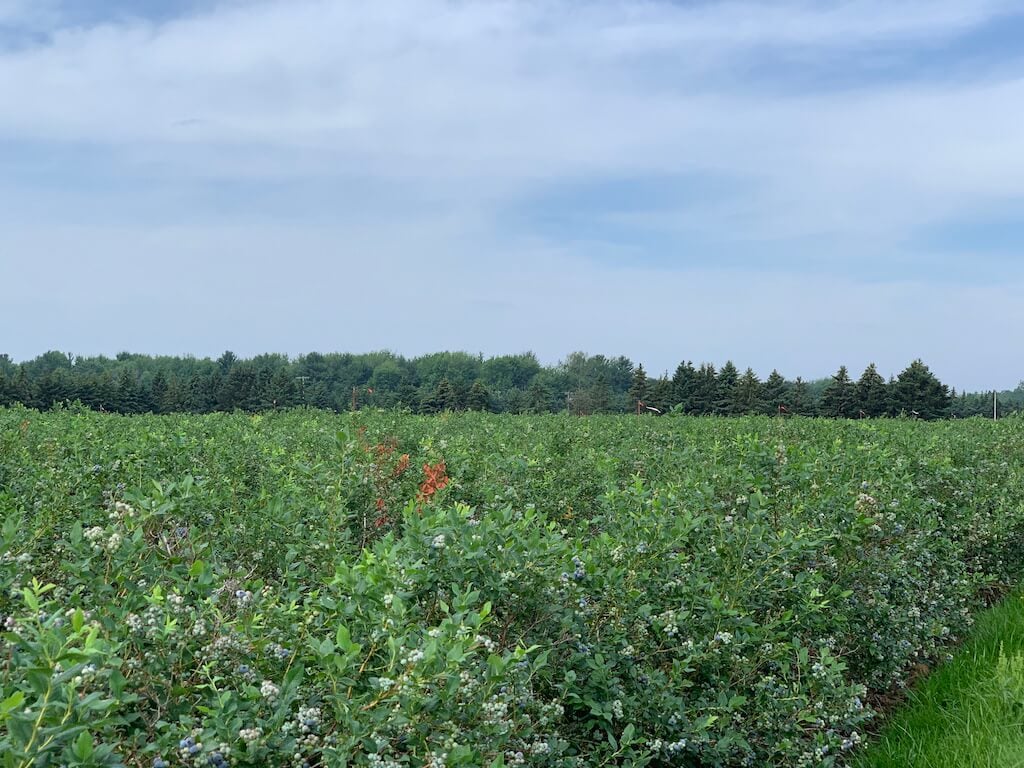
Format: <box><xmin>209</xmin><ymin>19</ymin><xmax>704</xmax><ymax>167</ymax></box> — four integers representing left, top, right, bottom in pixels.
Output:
<box><xmin>1</xmin><ymin>0</ymin><xmax>1023</xmax><ymax>391</ymax></box>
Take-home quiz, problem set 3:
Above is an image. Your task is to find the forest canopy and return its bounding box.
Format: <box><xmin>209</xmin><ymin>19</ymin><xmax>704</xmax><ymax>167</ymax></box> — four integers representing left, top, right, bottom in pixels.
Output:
<box><xmin>0</xmin><ymin>350</ymin><xmax>1018</xmax><ymax>419</ymax></box>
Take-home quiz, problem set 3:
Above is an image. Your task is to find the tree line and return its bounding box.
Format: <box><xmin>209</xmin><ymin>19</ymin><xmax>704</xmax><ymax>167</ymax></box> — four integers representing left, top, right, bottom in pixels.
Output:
<box><xmin>0</xmin><ymin>350</ymin><xmax>1019</xmax><ymax>419</ymax></box>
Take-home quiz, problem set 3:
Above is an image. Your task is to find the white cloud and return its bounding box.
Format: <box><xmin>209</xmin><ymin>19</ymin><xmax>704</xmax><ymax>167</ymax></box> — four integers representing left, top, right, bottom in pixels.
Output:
<box><xmin>0</xmin><ymin>0</ymin><xmax>1020</xmax><ymax>241</ymax></box>
<box><xmin>1</xmin><ymin>0</ymin><xmax>1023</xmax><ymax>383</ymax></box>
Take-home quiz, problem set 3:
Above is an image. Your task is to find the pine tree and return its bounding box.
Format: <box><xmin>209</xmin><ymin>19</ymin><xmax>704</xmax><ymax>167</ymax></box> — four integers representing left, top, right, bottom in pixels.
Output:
<box><xmin>855</xmin><ymin>363</ymin><xmax>888</xmax><ymax>417</ymax></box>
<box><xmin>691</xmin><ymin>363</ymin><xmax>717</xmax><ymax>415</ymax></box>
<box><xmin>790</xmin><ymin>377</ymin><xmax>813</xmax><ymax>415</ymax></box>
<box><xmin>186</xmin><ymin>372</ymin><xmax>217</xmax><ymax>413</ymax></box>
<box><xmin>466</xmin><ymin>380</ymin><xmax>491</xmax><ymax>411</ymax></box>
<box><xmin>588</xmin><ymin>373</ymin><xmax>611</xmax><ymax>414</ymax></box>
<box><xmin>503</xmin><ymin>388</ymin><xmax>527</xmax><ymax>414</ymax></box>
<box><xmin>527</xmin><ymin>379</ymin><xmax>551</xmax><ymax>414</ymax></box>
<box><xmin>819</xmin><ymin>366</ymin><xmax>856</xmax><ymax>418</ymax></box>
<box><xmin>648</xmin><ymin>376</ymin><xmax>674</xmax><ymax>413</ymax></box>
<box><xmin>90</xmin><ymin>373</ymin><xmax>118</xmax><ymax>412</ymax></box>
<box><xmin>671</xmin><ymin>361</ymin><xmax>696</xmax><ymax>412</ymax></box>
<box><xmin>715</xmin><ymin>361</ymin><xmax>740</xmax><ymax>415</ymax></box>
<box><xmin>732</xmin><ymin>368</ymin><xmax>762</xmax><ymax>414</ymax></box>
<box><xmin>892</xmin><ymin>359</ymin><xmax>950</xmax><ymax>419</ymax></box>
<box><xmin>36</xmin><ymin>370</ymin><xmax>73</xmax><ymax>409</ymax></box>
<box><xmin>217</xmin><ymin>350</ymin><xmax>238</xmax><ymax>375</ymax></box>
<box><xmin>163</xmin><ymin>376</ymin><xmax>186</xmax><ymax>413</ymax></box>
<box><xmin>0</xmin><ymin>370</ymin><xmax>11</xmax><ymax>407</ymax></box>
<box><xmin>263</xmin><ymin>368</ymin><xmax>298</xmax><ymax>409</ymax></box>
<box><xmin>426</xmin><ymin>378</ymin><xmax>459</xmax><ymax>412</ymax></box>
<box><xmin>761</xmin><ymin>370</ymin><xmax>788</xmax><ymax>415</ymax></box>
<box><xmin>150</xmin><ymin>371</ymin><xmax>169</xmax><ymax>414</ymax></box>
<box><xmin>396</xmin><ymin>382</ymin><xmax>420</xmax><ymax>411</ymax></box>
<box><xmin>627</xmin><ymin>365</ymin><xmax>648</xmax><ymax>411</ymax></box>
<box><xmin>116</xmin><ymin>368</ymin><xmax>142</xmax><ymax>414</ymax></box>
<box><xmin>219</xmin><ymin>365</ymin><xmax>259</xmax><ymax>411</ymax></box>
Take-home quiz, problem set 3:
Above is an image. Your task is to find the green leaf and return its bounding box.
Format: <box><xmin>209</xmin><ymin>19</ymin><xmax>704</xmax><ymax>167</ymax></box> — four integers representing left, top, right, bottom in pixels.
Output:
<box><xmin>0</xmin><ymin>691</ymin><xmax>24</xmax><ymax>717</ymax></box>
<box><xmin>336</xmin><ymin>624</ymin><xmax>353</xmax><ymax>652</ymax></box>
<box><xmin>26</xmin><ymin>669</ymin><xmax>50</xmax><ymax>695</ymax></box>
<box><xmin>73</xmin><ymin>731</ymin><xmax>94</xmax><ymax>761</ymax></box>
<box><xmin>108</xmin><ymin>670</ymin><xmax>127</xmax><ymax>699</ymax></box>
<box><xmin>22</xmin><ymin>587</ymin><xmax>38</xmax><ymax>612</ymax></box>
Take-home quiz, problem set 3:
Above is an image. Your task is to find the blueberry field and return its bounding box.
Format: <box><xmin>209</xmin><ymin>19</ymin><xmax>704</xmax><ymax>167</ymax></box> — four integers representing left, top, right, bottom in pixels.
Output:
<box><xmin>2</xmin><ymin>406</ymin><xmax>1023</xmax><ymax>767</ymax></box>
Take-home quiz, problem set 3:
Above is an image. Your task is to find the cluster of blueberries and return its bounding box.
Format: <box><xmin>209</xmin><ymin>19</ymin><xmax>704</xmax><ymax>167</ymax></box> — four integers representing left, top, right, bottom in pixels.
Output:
<box><xmin>156</xmin><ymin>737</ymin><xmax>228</xmax><ymax>767</ymax></box>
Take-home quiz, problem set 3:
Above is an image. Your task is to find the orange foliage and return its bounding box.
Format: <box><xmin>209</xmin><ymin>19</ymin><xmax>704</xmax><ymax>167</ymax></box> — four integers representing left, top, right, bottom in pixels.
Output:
<box><xmin>417</xmin><ymin>461</ymin><xmax>449</xmax><ymax>504</ymax></box>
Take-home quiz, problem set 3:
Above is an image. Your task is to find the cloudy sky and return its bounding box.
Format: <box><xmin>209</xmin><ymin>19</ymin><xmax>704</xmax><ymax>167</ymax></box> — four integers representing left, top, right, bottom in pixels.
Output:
<box><xmin>1</xmin><ymin>0</ymin><xmax>1022</xmax><ymax>390</ymax></box>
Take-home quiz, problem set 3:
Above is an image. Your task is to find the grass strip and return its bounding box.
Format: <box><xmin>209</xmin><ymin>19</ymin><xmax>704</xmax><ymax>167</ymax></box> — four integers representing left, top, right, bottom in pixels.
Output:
<box><xmin>856</xmin><ymin>588</ymin><xmax>1024</xmax><ymax>768</ymax></box>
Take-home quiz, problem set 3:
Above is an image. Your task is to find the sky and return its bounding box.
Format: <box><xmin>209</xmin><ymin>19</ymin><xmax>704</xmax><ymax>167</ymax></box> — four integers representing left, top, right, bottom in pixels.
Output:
<box><xmin>1</xmin><ymin>0</ymin><xmax>1023</xmax><ymax>391</ymax></box>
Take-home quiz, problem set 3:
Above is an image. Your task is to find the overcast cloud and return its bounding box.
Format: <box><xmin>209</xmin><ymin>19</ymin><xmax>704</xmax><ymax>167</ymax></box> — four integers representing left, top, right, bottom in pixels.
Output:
<box><xmin>1</xmin><ymin>0</ymin><xmax>1022</xmax><ymax>390</ymax></box>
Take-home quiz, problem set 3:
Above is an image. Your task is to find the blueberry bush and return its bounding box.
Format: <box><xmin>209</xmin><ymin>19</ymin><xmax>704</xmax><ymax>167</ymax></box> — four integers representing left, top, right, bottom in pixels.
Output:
<box><xmin>1</xmin><ymin>405</ymin><xmax>1023</xmax><ymax>766</ymax></box>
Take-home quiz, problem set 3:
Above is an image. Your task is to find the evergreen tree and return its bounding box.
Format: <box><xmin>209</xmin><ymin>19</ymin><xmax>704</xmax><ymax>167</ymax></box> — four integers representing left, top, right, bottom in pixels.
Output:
<box><xmin>466</xmin><ymin>380</ymin><xmax>492</xmax><ymax>411</ymax></box>
<box><xmin>163</xmin><ymin>376</ymin><xmax>187</xmax><ymax>413</ymax></box>
<box><xmin>426</xmin><ymin>378</ymin><xmax>459</xmax><ymax>412</ymax></box>
<box><xmin>855</xmin><ymin>363</ymin><xmax>888</xmax><ymax>417</ymax></box>
<box><xmin>263</xmin><ymin>368</ymin><xmax>298</xmax><ymax>409</ymax></box>
<box><xmin>303</xmin><ymin>381</ymin><xmax>333</xmax><ymax>410</ymax></box>
<box><xmin>819</xmin><ymin>366</ymin><xmax>856</xmax><ymax>418</ymax></box>
<box><xmin>395</xmin><ymin>382</ymin><xmax>420</xmax><ymax>411</ymax></box>
<box><xmin>35</xmin><ymin>369</ymin><xmax>74</xmax><ymax>408</ymax></box>
<box><xmin>627</xmin><ymin>364</ymin><xmax>648</xmax><ymax>411</ymax></box>
<box><xmin>588</xmin><ymin>373</ymin><xmax>611</xmax><ymax>414</ymax></box>
<box><xmin>647</xmin><ymin>376</ymin><xmax>674</xmax><ymax>413</ymax></box>
<box><xmin>86</xmin><ymin>373</ymin><xmax>118</xmax><ymax>412</ymax></box>
<box><xmin>527</xmin><ymin>379</ymin><xmax>551</xmax><ymax>414</ymax></box>
<box><xmin>503</xmin><ymin>388</ymin><xmax>527</xmax><ymax>414</ymax></box>
<box><xmin>715</xmin><ymin>361</ymin><xmax>740</xmax><ymax>415</ymax></box>
<box><xmin>671</xmin><ymin>361</ymin><xmax>697</xmax><ymax>412</ymax></box>
<box><xmin>0</xmin><ymin>369</ymin><xmax>11</xmax><ymax>407</ymax></box>
<box><xmin>892</xmin><ymin>359</ymin><xmax>950</xmax><ymax>419</ymax></box>
<box><xmin>220</xmin><ymin>364</ymin><xmax>260</xmax><ymax>411</ymax></box>
<box><xmin>732</xmin><ymin>368</ymin><xmax>762</xmax><ymax>414</ymax></box>
<box><xmin>186</xmin><ymin>372</ymin><xmax>217</xmax><ymax>413</ymax></box>
<box><xmin>790</xmin><ymin>377</ymin><xmax>814</xmax><ymax>415</ymax></box>
<box><xmin>417</xmin><ymin>386</ymin><xmax>438</xmax><ymax>415</ymax></box>
<box><xmin>150</xmin><ymin>371</ymin><xmax>169</xmax><ymax>414</ymax></box>
<box><xmin>14</xmin><ymin>368</ymin><xmax>39</xmax><ymax>409</ymax></box>
<box><xmin>450</xmin><ymin>379</ymin><xmax>469</xmax><ymax>412</ymax></box>
<box><xmin>217</xmin><ymin>350</ymin><xmax>238</xmax><ymax>375</ymax></box>
<box><xmin>114</xmin><ymin>369</ymin><xmax>142</xmax><ymax>414</ymax></box>
<box><xmin>691</xmin><ymin>363</ymin><xmax>717</xmax><ymax>415</ymax></box>
<box><xmin>761</xmin><ymin>370</ymin><xmax>788</xmax><ymax>415</ymax></box>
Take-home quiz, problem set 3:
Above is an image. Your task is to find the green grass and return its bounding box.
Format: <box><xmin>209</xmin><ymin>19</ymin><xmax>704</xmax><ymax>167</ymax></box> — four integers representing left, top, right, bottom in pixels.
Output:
<box><xmin>857</xmin><ymin>589</ymin><xmax>1024</xmax><ymax>768</ymax></box>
